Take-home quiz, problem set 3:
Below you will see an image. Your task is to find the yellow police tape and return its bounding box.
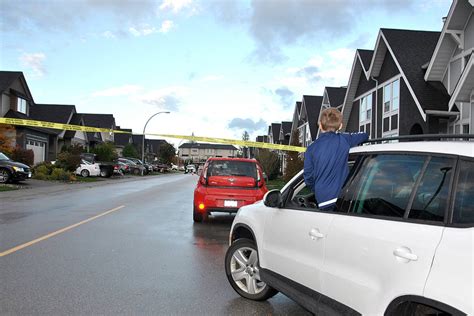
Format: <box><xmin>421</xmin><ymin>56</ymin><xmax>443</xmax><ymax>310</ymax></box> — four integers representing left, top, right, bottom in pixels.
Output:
<box><xmin>0</xmin><ymin>117</ymin><xmax>306</xmax><ymax>153</ymax></box>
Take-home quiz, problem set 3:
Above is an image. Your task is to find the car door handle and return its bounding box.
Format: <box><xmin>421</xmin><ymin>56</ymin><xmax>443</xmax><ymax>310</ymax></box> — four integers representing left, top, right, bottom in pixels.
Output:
<box><xmin>393</xmin><ymin>247</ymin><xmax>418</xmax><ymax>261</ymax></box>
<box><xmin>309</xmin><ymin>228</ymin><xmax>324</xmax><ymax>240</ymax></box>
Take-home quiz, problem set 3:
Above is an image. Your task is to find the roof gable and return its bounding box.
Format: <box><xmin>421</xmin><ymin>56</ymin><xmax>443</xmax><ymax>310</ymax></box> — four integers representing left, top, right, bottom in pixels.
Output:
<box><xmin>79</xmin><ymin>113</ymin><xmax>116</xmax><ymax>128</ymax></box>
<box><xmin>302</xmin><ymin>95</ymin><xmax>323</xmax><ymax>141</ymax></box>
<box><xmin>0</xmin><ymin>71</ymin><xmax>34</xmax><ymax>102</ymax></box>
<box><xmin>425</xmin><ymin>0</ymin><xmax>473</xmax><ymax>81</ymax></box>
<box><xmin>325</xmin><ymin>87</ymin><xmax>347</xmax><ymax>107</ymax></box>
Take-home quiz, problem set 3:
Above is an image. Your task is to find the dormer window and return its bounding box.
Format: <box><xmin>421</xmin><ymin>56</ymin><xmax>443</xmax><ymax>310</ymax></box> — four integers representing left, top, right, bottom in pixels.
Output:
<box><xmin>17</xmin><ymin>97</ymin><xmax>27</xmax><ymax>114</ymax></box>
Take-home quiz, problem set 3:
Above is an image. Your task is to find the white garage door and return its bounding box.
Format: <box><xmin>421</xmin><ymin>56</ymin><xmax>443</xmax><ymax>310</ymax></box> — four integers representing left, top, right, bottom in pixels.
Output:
<box><xmin>26</xmin><ymin>140</ymin><xmax>46</xmax><ymax>165</ymax></box>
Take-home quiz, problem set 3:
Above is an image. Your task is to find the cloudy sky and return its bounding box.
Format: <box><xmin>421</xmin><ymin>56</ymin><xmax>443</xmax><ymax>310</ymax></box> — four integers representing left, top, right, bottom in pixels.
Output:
<box><xmin>1</xmin><ymin>0</ymin><xmax>451</xmax><ymax>147</ymax></box>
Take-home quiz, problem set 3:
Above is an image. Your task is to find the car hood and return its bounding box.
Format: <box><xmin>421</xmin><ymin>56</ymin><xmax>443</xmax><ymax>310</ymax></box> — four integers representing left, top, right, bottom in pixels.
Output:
<box><xmin>0</xmin><ymin>160</ymin><xmax>29</xmax><ymax>168</ymax></box>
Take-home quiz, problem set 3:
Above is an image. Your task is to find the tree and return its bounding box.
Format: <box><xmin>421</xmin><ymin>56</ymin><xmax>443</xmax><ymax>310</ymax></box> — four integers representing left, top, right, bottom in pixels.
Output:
<box><xmin>56</xmin><ymin>144</ymin><xmax>84</xmax><ymax>172</ymax></box>
<box><xmin>256</xmin><ymin>149</ymin><xmax>280</xmax><ymax>180</ymax></box>
<box><xmin>242</xmin><ymin>130</ymin><xmax>249</xmax><ymax>158</ymax></box>
<box><xmin>284</xmin><ymin>129</ymin><xmax>304</xmax><ymax>181</ymax></box>
<box><xmin>0</xmin><ymin>125</ymin><xmax>15</xmax><ymax>155</ymax></box>
<box><xmin>159</xmin><ymin>142</ymin><xmax>176</xmax><ymax>164</ymax></box>
<box><xmin>122</xmin><ymin>143</ymin><xmax>139</xmax><ymax>158</ymax></box>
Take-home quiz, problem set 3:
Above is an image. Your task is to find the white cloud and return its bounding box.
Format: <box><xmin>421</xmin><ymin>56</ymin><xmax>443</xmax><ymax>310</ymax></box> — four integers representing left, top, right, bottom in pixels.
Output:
<box><xmin>20</xmin><ymin>52</ymin><xmax>46</xmax><ymax>77</ymax></box>
<box><xmin>159</xmin><ymin>0</ymin><xmax>194</xmax><ymax>13</ymax></box>
<box><xmin>101</xmin><ymin>31</ymin><xmax>116</xmax><ymax>39</ymax></box>
<box><xmin>92</xmin><ymin>85</ymin><xmax>143</xmax><ymax>97</ymax></box>
<box><xmin>129</xmin><ymin>25</ymin><xmax>158</xmax><ymax>37</ymax></box>
<box><xmin>159</xmin><ymin>20</ymin><xmax>174</xmax><ymax>33</ymax></box>
<box><xmin>139</xmin><ymin>86</ymin><xmax>189</xmax><ymax>111</ymax></box>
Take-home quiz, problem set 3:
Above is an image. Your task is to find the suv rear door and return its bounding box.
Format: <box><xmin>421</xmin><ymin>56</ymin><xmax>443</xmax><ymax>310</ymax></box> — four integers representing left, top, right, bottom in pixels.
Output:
<box><xmin>423</xmin><ymin>158</ymin><xmax>474</xmax><ymax>315</ymax></box>
<box><xmin>321</xmin><ymin>153</ymin><xmax>456</xmax><ymax>314</ymax></box>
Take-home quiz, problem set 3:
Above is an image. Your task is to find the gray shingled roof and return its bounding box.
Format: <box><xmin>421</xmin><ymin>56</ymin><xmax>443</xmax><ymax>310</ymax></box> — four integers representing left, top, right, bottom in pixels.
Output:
<box><xmin>79</xmin><ymin>113</ymin><xmax>116</xmax><ymax>142</ymax></box>
<box><xmin>0</xmin><ymin>71</ymin><xmax>22</xmax><ymax>94</ymax></box>
<box><xmin>302</xmin><ymin>95</ymin><xmax>323</xmax><ymax>141</ymax></box>
<box><xmin>326</xmin><ymin>87</ymin><xmax>347</xmax><ymax>107</ymax></box>
<box><xmin>179</xmin><ymin>142</ymin><xmax>237</xmax><ymax>150</ymax></box>
<box><xmin>381</xmin><ymin>28</ymin><xmax>450</xmax><ymax>111</ymax></box>
<box><xmin>271</xmin><ymin>123</ymin><xmax>281</xmax><ymax>144</ymax></box>
<box><xmin>358</xmin><ymin>49</ymin><xmax>374</xmax><ymax>71</ymax></box>
<box><xmin>30</xmin><ymin>104</ymin><xmax>76</xmax><ymax>124</ymax></box>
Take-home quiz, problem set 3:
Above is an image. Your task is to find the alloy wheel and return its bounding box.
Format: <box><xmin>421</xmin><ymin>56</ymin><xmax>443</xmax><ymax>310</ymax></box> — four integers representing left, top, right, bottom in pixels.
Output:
<box><xmin>229</xmin><ymin>246</ymin><xmax>266</xmax><ymax>295</ymax></box>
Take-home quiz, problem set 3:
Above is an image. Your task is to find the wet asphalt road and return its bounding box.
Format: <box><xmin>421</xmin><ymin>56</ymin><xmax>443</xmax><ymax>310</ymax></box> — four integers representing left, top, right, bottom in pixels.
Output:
<box><xmin>0</xmin><ymin>174</ymin><xmax>310</xmax><ymax>315</ymax></box>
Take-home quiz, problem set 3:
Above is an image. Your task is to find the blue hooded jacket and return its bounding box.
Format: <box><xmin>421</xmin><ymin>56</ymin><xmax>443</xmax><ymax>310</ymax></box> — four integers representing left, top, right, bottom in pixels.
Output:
<box><xmin>304</xmin><ymin>131</ymin><xmax>368</xmax><ymax>209</ymax></box>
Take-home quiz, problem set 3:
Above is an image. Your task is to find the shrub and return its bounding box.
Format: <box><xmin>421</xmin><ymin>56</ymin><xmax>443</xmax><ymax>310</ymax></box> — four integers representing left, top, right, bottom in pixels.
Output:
<box><xmin>256</xmin><ymin>149</ymin><xmax>280</xmax><ymax>180</ymax></box>
<box><xmin>50</xmin><ymin>168</ymin><xmax>72</xmax><ymax>181</ymax></box>
<box><xmin>56</xmin><ymin>151</ymin><xmax>81</xmax><ymax>172</ymax></box>
<box><xmin>122</xmin><ymin>143</ymin><xmax>139</xmax><ymax>158</ymax></box>
<box><xmin>90</xmin><ymin>142</ymin><xmax>117</xmax><ymax>162</ymax></box>
<box><xmin>10</xmin><ymin>146</ymin><xmax>34</xmax><ymax>166</ymax></box>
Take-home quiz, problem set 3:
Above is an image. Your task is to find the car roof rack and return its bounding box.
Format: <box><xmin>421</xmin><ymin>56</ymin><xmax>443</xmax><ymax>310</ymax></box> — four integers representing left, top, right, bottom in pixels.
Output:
<box><xmin>363</xmin><ymin>134</ymin><xmax>474</xmax><ymax>144</ymax></box>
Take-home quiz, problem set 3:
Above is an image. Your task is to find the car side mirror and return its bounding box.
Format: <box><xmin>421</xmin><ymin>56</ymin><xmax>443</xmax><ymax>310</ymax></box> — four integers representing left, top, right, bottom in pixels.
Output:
<box><xmin>264</xmin><ymin>190</ymin><xmax>282</xmax><ymax>208</ymax></box>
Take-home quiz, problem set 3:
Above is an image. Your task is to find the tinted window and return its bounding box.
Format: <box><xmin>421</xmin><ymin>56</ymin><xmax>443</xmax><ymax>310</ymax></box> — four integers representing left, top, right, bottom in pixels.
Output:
<box><xmin>453</xmin><ymin>160</ymin><xmax>474</xmax><ymax>224</ymax></box>
<box><xmin>409</xmin><ymin>157</ymin><xmax>455</xmax><ymax>222</ymax></box>
<box><xmin>349</xmin><ymin>154</ymin><xmax>425</xmax><ymax>218</ymax></box>
<box><xmin>208</xmin><ymin>161</ymin><xmax>257</xmax><ymax>178</ymax></box>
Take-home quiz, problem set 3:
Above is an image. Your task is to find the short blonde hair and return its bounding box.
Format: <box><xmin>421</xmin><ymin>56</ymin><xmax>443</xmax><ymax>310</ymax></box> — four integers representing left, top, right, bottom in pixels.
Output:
<box><xmin>319</xmin><ymin>108</ymin><xmax>342</xmax><ymax>132</ymax></box>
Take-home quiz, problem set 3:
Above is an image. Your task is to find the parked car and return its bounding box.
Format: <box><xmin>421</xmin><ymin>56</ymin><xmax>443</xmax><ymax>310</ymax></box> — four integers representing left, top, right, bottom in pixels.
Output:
<box><xmin>171</xmin><ymin>163</ymin><xmax>178</xmax><ymax>171</ymax></box>
<box><xmin>80</xmin><ymin>153</ymin><xmax>114</xmax><ymax>177</ymax></box>
<box><xmin>113</xmin><ymin>160</ymin><xmax>128</xmax><ymax>175</ymax></box>
<box><xmin>75</xmin><ymin>159</ymin><xmax>101</xmax><ymax>177</ymax></box>
<box><xmin>0</xmin><ymin>151</ymin><xmax>31</xmax><ymax>183</ymax></box>
<box><xmin>185</xmin><ymin>164</ymin><xmax>196</xmax><ymax>174</ymax></box>
<box><xmin>193</xmin><ymin>158</ymin><xmax>267</xmax><ymax>222</ymax></box>
<box><xmin>152</xmin><ymin>162</ymin><xmax>169</xmax><ymax>173</ymax></box>
<box><xmin>124</xmin><ymin>157</ymin><xmax>151</xmax><ymax>174</ymax></box>
<box><xmin>225</xmin><ymin>139</ymin><xmax>474</xmax><ymax>315</ymax></box>
<box><xmin>118</xmin><ymin>158</ymin><xmax>144</xmax><ymax>175</ymax></box>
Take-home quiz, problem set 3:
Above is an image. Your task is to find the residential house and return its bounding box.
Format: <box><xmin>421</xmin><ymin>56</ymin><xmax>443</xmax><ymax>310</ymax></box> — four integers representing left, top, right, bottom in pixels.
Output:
<box><xmin>315</xmin><ymin>86</ymin><xmax>348</xmax><ymax>138</ymax></box>
<box><xmin>290</xmin><ymin>95</ymin><xmax>323</xmax><ymax>147</ymax></box>
<box><xmin>0</xmin><ymin>71</ymin><xmax>56</xmax><ymax>164</ymax></box>
<box><xmin>114</xmin><ymin>128</ymin><xmax>133</xmax><ymax>157</ymax></box>
<box><xmin>251</xmin><ymin>135</ymin><xmax>269</xmax><ymax>158</ymax></box>
<box><xmin>424</xmin><ymin>0</ymin><xmax>474</xmax><ymax>134</ymax></box>
<box><xmin>178</xmin><ymin>143</ymin><xmax>238</xmax><ymax>163</ymax></box>
<box><xmin>79</xmin><ymin>113</ymin><xmax>116</xmax><ymax>149</ymax></box>
<box><xmin>146</xmin><ymin>139</ymin><xmax>168</xmax><ymax>161</ymax></box>
<box><xmin>278</xmin><ymin>121</ymin><xmax>292</xmax><ymax>173</ymax></box>
<box><xmin>268</xmin><ymin>123</ymin><xmax>282</xmax><ymax>144</ymax></box>
<box><xmin>289</xmin><ymin>101</ymin><xmax>302</xmax><ymax>146</ymax></box>
<box><xmin>29</xmin><ymin>103</ymin><xmax>78</xmax><ymax>156</ymax></box>
<box><xmin>342</xmin><ymin>29</ymin><xmax>450</xmax><ymax>139</ymax></box>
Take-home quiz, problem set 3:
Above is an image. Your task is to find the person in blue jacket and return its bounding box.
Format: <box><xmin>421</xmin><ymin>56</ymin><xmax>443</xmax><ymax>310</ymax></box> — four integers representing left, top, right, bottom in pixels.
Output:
<box><xmin>304</xmin><ymin>108</ymin><xmax>368</xmax><ymax>210</ymax></box>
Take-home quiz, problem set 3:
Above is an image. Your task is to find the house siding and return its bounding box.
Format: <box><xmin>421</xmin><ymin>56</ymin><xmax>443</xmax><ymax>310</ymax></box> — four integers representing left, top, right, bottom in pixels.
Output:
<box><xmin>1</xmin><ymin>94</ymin><xmax>10</xmax><ymax>116</ymax></box>
<box><xmin>346</xmin><ymin>100</ymin><xmax>360</xmax><ymax>133</ymax></box>
<box><xmin>399</xmin><ymin>78</ymin><xmax>427</xmax><ymax>135</ymax></box>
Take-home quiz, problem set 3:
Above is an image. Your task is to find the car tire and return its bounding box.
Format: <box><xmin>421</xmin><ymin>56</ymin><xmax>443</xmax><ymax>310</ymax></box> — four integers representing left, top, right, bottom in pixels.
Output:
<box><xmin>225</xmin><ymin>238</ymin><xmax>278</xmax><ymax>301</ymax></box>
<box><xmin>80</xmin><ymin>169</ymin><xmax>90</xmax><ymax>177</ymax></box>
<box><xmin>193</xmin><ymin>207</ymin><xmax>208</xmax><ymax>223</ymax></box>
<box><xmin>0</xmin><ymin>168</ymin><xmax>11</xmax><ymax>184</ymax></box>
<box><xmin>133</xmin><ymin>168</ymin><xmax>140</xmax><ymax>175</ymax></box>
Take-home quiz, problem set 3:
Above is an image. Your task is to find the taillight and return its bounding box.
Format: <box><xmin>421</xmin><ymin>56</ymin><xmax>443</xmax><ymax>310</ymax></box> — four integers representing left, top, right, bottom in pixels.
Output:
<box><xmin>256</xmin><ymin>166</ymin><xmax>263</xmax><ymax>188</ymax></box>
<box><xmin>198</xmin><ymin>203</ymin><xmax>205</xmax><ymax>210</ymax></box>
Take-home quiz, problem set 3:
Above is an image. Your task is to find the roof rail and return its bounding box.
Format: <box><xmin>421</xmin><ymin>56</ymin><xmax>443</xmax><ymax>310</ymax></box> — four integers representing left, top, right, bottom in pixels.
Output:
<box><xmin>364</xmin><ymin>134</ymin><xmax>474</xmax><ymax>144</ymax></box>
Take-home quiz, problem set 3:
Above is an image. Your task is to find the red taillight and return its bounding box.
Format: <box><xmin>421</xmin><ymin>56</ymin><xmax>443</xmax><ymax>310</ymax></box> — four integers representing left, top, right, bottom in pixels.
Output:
<box><xmin>198</xmin><ymin>203</ymin><xmax>205</xmax><ymax>210</ymax></box>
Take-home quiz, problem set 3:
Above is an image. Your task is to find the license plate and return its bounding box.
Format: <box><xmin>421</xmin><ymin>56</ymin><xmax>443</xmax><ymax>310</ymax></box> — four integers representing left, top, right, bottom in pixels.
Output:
<box><xmin>224</xmin><ymin>200</ymin><xmax>238</xmax><ymax>207</ymax></box>
<box><xmin>28</xmin><ymin>173</ymin><xmax>32</xmax><ymax>178</ymax></box>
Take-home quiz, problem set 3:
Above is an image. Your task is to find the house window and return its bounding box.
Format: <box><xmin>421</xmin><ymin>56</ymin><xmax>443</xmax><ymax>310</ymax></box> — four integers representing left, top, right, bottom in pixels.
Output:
<box><xmin>359</xmin><ymin>94</ymin><xmax>372</xmax><ymax>137</ymax></box>
<box><xmin>382</xmin><ymin>79</ymin><xmax>400</xmax><ymax>136</ymax></box>
<box><xmin>18</xmin><ymin>97</ymin><xmax>27</xmax><ymax>114</ymax></box>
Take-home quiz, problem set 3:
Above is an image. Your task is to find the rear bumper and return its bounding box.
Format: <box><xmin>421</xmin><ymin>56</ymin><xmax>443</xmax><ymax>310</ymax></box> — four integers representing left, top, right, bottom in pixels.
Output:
<box><xmin>194</xmin><ymin>186</ymin><xmax>266</xmax><ymax>214</ymax></box>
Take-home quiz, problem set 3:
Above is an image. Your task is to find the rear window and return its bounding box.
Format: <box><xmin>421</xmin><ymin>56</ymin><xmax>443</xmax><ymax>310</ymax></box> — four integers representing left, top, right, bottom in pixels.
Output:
<box><xmin>207</xmin><ymin>161</ymin><xmax>257</xmax><ymax>178</ymax></box>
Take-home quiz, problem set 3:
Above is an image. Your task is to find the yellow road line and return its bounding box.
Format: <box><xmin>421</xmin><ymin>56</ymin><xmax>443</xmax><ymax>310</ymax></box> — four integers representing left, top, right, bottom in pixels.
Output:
<box><xmin>0</xmin><ymin>205</ymin><xmax>126</xmax><ymax>257</ymax></box>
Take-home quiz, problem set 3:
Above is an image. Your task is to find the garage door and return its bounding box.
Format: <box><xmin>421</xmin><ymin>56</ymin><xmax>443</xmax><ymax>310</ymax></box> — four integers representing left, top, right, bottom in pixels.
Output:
<box><xmin>26</xmin><ymin>140</ymin><xmax>46</xmax><ymax>165</ymax></box>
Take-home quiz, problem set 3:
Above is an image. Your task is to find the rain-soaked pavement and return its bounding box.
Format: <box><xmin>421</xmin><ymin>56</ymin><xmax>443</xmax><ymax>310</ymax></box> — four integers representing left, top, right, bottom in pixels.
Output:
<box><xmin>0</xmin><ymin>174</ymin><xmax>310</xmax><ymax>315</ymax></box>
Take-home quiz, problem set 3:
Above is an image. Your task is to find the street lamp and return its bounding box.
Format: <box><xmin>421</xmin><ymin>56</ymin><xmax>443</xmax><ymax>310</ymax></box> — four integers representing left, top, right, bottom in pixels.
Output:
<box><xmin>142</xmin><ymin>111</ymin><xmax>170</xmax><ymax>165</ymax></box>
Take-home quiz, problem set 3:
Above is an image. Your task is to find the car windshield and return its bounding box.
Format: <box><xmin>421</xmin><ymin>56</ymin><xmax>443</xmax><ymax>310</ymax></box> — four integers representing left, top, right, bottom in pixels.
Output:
<box><xmin>0</xmin><ymin>152</ymin><xmax>11</xmax><ymax>161</ymax></box>
<box><xmin>207</xmin><ymin>161</ymin><xmax>257</xmax><ymax>178</ymax></box>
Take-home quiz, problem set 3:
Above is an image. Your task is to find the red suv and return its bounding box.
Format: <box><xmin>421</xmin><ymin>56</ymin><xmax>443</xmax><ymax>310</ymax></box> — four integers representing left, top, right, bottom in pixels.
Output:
<box><xmin>193</xmin><ymin>158</ymin><xmax>268</xmax><ymax>222</ymax></box>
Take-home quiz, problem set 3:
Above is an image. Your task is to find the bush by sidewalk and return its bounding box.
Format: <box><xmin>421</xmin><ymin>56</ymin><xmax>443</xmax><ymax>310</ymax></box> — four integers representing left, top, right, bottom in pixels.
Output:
<box><xmin>33</xmin><ymin>162</ymin><xmax>76</xmax><ymax>182</ymax></box>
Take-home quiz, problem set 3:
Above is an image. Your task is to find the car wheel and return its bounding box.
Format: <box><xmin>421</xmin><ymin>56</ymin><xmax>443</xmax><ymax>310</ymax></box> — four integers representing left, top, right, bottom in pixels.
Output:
<box><xmin>133</xmin><ymin>168</ymin><xmax>140</xmax><ymax>175</ymax></box>
<box><xmin>225</xmin><ymin>238</ymin><xmax>278</xmax><ymax>301</ymax></box>
<box><xmin>193</xmin><ymin>206</ymin><xmax>208</xmax><ymax>223</ymax></box>
<box><xmin>0</xmin><ymin>168</ymin><xmax>11</xmax><ymax>184</ymax></box>
<box><xmin>80</xmin><ymin>169</ymin><xmax>90</xmax><ymax>177</ymax></box>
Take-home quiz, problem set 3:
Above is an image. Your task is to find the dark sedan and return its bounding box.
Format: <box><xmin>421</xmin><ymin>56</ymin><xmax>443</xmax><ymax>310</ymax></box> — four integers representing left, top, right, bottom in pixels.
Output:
<box><xmin>0</xmin><ymin>152</ymin><xmax>32</xmax><ymax>183</ymax></box>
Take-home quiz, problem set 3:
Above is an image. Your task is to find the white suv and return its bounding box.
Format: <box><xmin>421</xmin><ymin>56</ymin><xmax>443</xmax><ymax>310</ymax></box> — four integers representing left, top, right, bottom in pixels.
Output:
<box><xmin>225</xmin><ymin>141</ymin><xmax>473</xmax><ymax>315</ymax></box>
